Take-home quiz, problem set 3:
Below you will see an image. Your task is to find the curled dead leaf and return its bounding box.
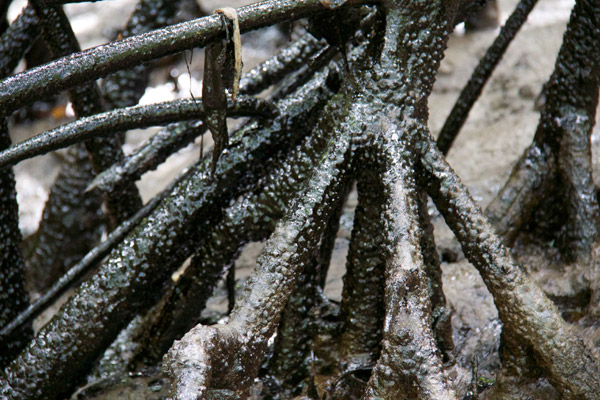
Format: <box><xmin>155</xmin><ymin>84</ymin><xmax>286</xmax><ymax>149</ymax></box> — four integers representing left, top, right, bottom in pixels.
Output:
<box><xmin>203</xmin><ymin>8</ymin><xmax>244</xmax><ymax>173</ymax></box>
<box><xmin>215</xmin><ymin>7</ymin><xmax>242</xmax><ymax>103</ymax></box>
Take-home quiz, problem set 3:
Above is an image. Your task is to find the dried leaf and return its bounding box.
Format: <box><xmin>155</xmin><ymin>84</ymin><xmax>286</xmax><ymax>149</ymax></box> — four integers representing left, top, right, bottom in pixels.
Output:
<box><xmin>203</xmin><ymin>39</ymin><xmax>229</xmax><ymax>173</ymax></box>
<box><xmin>216</xmin><ymin>8</ymin><xmax>242</xmax><ymax>103</ymax></box>
<box><xmin>203</xmin><ymin>8</ymin><xmax>243</xmax><ymax>173</ymax></box>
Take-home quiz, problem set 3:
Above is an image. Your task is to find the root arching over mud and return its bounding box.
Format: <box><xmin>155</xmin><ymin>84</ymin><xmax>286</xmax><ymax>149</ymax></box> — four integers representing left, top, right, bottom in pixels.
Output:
<box><xmin>0</xmin><ymin>0</ymin><xmax>599</xmax><ymax>399</ymax></box>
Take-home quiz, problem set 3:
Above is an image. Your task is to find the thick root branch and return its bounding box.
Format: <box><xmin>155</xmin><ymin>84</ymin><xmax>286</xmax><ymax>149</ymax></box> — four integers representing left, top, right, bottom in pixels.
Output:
<box><xmin>337</xmin><ymin>165</ymin><xmax>385</xmax><ymax>370</ymax></box>
<box><xmin>485</xmin><ymin>0</ymin><xmax>600</xmax><ymax>259</ymax></box>
<box><xmin>164</xmin><ymin>112</ymin><xmax>352</xmax><ymax>397</ymax></box>
<box><xmin>418</xmin><ymin>132</ymin><xmax>600</xmax><ymax>398</ymax></box>
<box><xmin>363</xmin><ymin>128</ymin><xmax>456</xmax><ymax>400</ymax></box>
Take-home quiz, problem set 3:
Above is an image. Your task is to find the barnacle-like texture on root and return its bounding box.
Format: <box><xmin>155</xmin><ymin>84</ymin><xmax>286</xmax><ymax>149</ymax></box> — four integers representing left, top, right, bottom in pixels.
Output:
<box><xmin>0</xmin><ymin>69</ymin><xmax>329</xmax><ymax>399</ymax></box>
<box><xmin>0</xmin><ymin>5</ymin><xmax>39</xmax><ymax>77</ymax></box>
<box><xmin>24</xmin><ymin>145</ymin><xmax>105</xmax><ymax>293</ymax></box>
<box><xmin>418</xmin><ymin>132</ymin><xmax>600</xmax><ymax>398</ymax></box>
<box><xmin>163</xmin><ymin>103</ymin><xmax>352</xmax><ymax>398</ymax></box>
<box><xmin>0</xmin><ymin>121</ymin><xmax>31</xmax><ymax>368</ymax></box>
<box><xmin>265</xmin><ymin>171</ymin><xmax>351</xmax><ymax>395</ymax></box>
<box><xmin>0</xmin><ymin>173</ymin><xmax>183</xmax><ymax>342</ymax></box>
<box><xmin>416</xmin><ymin>189</ymin><xmax>454</xmax><ymax>361</ymax></box>
<box><xmin>2</xmin><ymin>0</ymin><xmax>600</xmax><ymax>398</ymax></box>
<box><xmin>29</xmin><ymin>0</ymin><xmax>142</xmax><ymax>227</ymax></box>
<box><xmin>265</xmin><ymin>198</ymin><xmax>349</xmax><ymax>393</ymax></box>
<box><xmin>363</xmin><ymin>130</ymin><xmax>456</xmax><ymax>400</ymax></box>
<box><xmin>134</xmin><ymin>68</ymin><xmax>339</xmax><ymax>364</ymax></box>
<box><xmin>331</xmin><ymin>0</ymin><xmax>456</xmax><ymax>397</ymax></box>
<box><xmin>486</xmin><ymin>0</ymin><xmax>600</xmax><ymax>259</ymax></box>
<box><xmin>337</xmin><ymin>164</ymin><xmax>385</xmax><ymax>370</ymax></box>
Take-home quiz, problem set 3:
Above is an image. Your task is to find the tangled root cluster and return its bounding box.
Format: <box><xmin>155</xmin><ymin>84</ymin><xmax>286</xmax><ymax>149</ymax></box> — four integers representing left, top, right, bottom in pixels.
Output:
<box><xmin>0</xmin><ymin>0</ymin><xmax>599</xmax><ymax>399</ymax></box>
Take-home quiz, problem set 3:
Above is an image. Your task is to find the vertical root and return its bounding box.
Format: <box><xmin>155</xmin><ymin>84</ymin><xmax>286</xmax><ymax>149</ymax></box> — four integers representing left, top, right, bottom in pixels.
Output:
<box><xmin>363</xmin><ymin>133</ymin><xmax>456</xmax><ymax>400</ymax></box>
<box><xmin>417</xmin><ymin>189</ymin><xmax>455</xmax><ymax>362</ymax></box>
<box><xmin>0</xmin><ymin>120</ymin><xmax>32</xmax><ymax>368</ymax></box>
<box><xmin>556</xmin><ymin>106</ymin><xmax>600</xmax><ymax>260</ymax></box>
<box><xmin>337</xmin><ymin>165</ymin><xmax>385</xmax><ymax>370</ymax></box>
<box><xmin>266</xmin><ymin>242</ymin><xmax>327</xmax><ymax>392</ymax></box>
<box><xmin>0</xmin><ymin>6</ymin><xmax>40</xmax><ymax>77</ymax></box>
<box><xmin>24</xmin><ymin>145</ymin><xmax>105</xmax><ymax>293</ymax></box>
<box><xmin>437</xmin><ymin>0</ymin><xmax>539</xmax><ymax>155</ymax></box>
<box><xmin>0</xmin><ymin>7</ymin><xmax>39</xmax><ymax>366</ymax></box>
<box><xmin>30</xmin><ymin>0</ymin><xmax>142</xmax><ymax>228</ymax></box>
<box><xmin>485</xmin><ymin>143</ymin><xmax>551</xmax><ymax>245</ymax></box>
<box><xmin>485</xmin><ymin>0</ymin><xmax>600</xmax><ymax>260</ymax></box>
<box><xmin>266</xmin><ymin>180</ymin><xmax>350</xmax><ymax>394</ymax></box>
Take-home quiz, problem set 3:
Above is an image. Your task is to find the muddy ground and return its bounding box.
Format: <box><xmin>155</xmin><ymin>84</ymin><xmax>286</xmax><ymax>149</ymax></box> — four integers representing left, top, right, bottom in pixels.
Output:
<box><xmin>6</xmin><ymin>0</ymin><xmax>595</xmax><ymax>398</ymax></box>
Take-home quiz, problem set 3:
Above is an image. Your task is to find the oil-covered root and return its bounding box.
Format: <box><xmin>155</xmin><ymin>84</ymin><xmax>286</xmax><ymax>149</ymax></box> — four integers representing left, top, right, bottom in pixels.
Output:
<box><xmin>363</xmin><ymin>133</ymin><xmax>457</xmax><ymax>400</ymax></box>
<box><xmin>485</xmin><ymin>0</ymin><xmax>600</xmax><ymax>262</ymax></box>
<box><xmin>418</xmin><ymin>131</ymin><xmax>600</xmax><ymax>399</ymax></box>
<box><xmin>163</xmin><ymin>104</ymin><xmax>352</xmax><ymax>397</ymax></box>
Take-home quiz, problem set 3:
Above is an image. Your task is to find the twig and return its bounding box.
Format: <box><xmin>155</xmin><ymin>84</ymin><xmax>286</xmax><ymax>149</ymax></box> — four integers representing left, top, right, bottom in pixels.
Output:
<box><xmin>0</xmin><ymin>0</ymin><xmax>367</xmax><ymax>113</ymax></box>
<box><xmin>90</xmin><ymin>33</ymin><xmax>326</xmax><ymax>194</ymax></box>
<box><xmin>0</xmin><ymin>97</ymin><xmax>276</xmax><ymax>168</ymax></box>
